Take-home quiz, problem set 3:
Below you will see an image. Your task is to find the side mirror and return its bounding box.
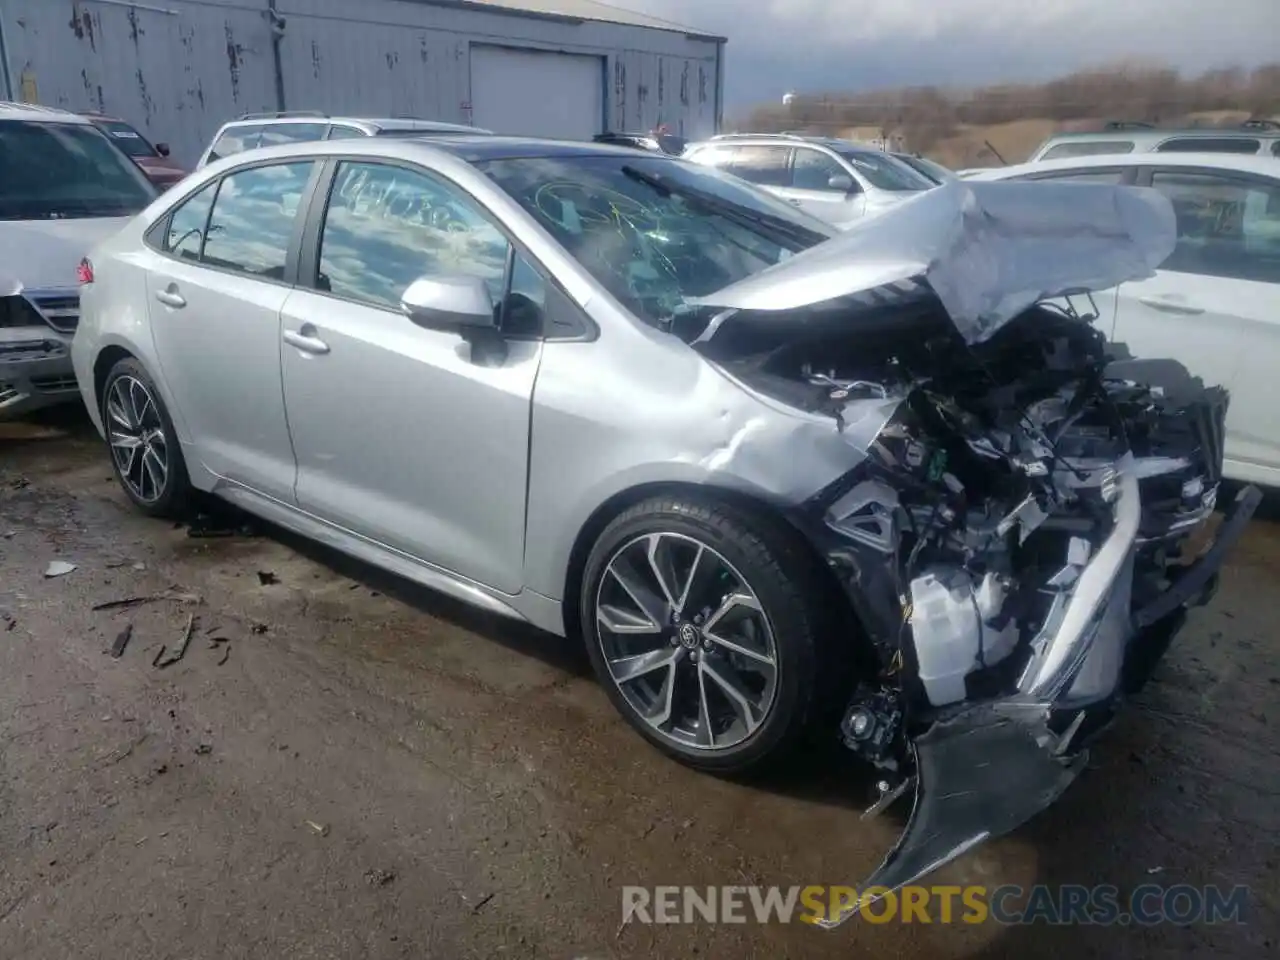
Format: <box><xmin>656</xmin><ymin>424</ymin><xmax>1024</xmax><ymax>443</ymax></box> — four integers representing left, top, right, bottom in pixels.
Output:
<box><xmin>400</xmin><ymin>275</ymin><xmax>497</xmax><ymax>331</ymax></box>
<box><xmin>828</xmin><ymin>174</ymin><xmax>856</xmax><ymax>193</ymax></box>
<box><xmin>155</xmin><ymin>142</ymin><xmax>171</xmax><ymax>157</ymax></box>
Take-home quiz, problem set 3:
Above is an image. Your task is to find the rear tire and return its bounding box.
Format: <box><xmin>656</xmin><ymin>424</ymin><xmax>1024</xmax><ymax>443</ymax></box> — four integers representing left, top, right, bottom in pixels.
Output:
<box><xmin>100</xmin><ymin>357</ymin><xmax>192</xmax><ymax>519</ymax></box>
<box><xmin>580</xmin><ymin>494</ymin><xmax>835</xmax><ymax>774</ymax></box>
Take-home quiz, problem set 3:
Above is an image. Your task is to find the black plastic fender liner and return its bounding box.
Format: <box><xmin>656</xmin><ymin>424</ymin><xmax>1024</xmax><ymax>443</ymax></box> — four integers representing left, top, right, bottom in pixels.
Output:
<box><xmin>815</xmin><ymin>705</ymin><xmax>1086</xmax><ymax>930</ymax></box>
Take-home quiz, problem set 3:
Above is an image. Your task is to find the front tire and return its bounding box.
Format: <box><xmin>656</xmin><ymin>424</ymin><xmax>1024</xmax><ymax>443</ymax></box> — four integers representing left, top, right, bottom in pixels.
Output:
<box><xmin>581</xmin><ymin>494</ymin><xmax>831</xmax><ymax>774</ymax></box>
<box><xmin>100</xmin><ymin>357</ymin><xmax>192</xmax><ymax>519</ymax></box>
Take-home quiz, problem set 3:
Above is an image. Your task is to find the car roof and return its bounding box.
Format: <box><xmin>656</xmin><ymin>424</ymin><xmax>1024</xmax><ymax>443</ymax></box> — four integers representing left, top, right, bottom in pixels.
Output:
<box><xmin>220</xmin><ymin>114</ymin><xmax>480</xmax><ymax>133</ymax></box>
<box><xmin>967</xmin><ymin>151</ymin><xmax>1280</xmax><ymax>180</ymax></box>
<box><xmin>0</xmin><ymin>101</ymin><xmax>93</xmax><ymax>124</ymax></box>
<box><xmin>198</xmin><ymin>134</ymin><xmax>652</xmax><ymax>170</ymax></box>
<box><xmin>689</xmin><ymin>134</ymin><xmax>888</xmax><ymax>156</ymax></box>
<box><xmin>1041</xmin><ymin>126</ymin><xmax>1280</xmax><ymax>142</ymax></box>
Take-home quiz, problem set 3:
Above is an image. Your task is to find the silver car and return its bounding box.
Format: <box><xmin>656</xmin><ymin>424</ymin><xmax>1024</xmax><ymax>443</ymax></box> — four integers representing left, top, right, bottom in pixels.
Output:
<box><xmin>72</xmin><ymin>136</ymin><xmax>1258</xmax><ymax>917</ymax></box>
<box><xmin>682</xmin><ymin>134</ymin><xmax>935</xmax><ymax>228</ymax></box>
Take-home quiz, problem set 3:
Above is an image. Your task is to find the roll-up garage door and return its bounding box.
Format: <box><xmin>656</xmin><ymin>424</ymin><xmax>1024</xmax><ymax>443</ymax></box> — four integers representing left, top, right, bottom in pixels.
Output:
<box><xmin>469</xmin><ymin>45</ymin><xmax>604</xmax><ymax>140</ymax></box>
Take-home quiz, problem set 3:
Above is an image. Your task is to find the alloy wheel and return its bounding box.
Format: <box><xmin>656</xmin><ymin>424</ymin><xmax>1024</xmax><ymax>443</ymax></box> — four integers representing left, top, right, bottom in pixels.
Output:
<box><xmin>106</xmin><ymin>375</ymin><xmax>169</xmax><ymax>504</ymax></box>
<box><xmin>594</xmin><ymin>532</ymin><xmax>780</xmax><ymax>752</ymax></box>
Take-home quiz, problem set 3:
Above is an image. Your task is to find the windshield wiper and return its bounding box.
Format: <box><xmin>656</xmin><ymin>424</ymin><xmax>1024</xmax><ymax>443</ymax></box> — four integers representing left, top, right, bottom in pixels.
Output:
<box><xmin>620</xmin><ymin>165</ymin><xmax>828</xmax><ymax>249</ymax></box>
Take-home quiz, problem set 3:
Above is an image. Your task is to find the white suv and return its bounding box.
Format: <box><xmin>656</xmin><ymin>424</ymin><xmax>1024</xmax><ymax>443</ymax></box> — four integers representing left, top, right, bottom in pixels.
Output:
<box><xmin>1</xmin><ymin>102</ymin><xmax>157</xmax><ymax>418</ymax></box>
<box><xmin>683</xmin><ymin>134</ymin><xmax>935</xmax><ymax>229</ymax></box>
<box><xmin>196</xmin><ymin>111</ymin><xmax>490</xmax><ymax>169</ymax></box>
<box><xmin>969</xmin><ymin>152</ymin><xmax>1280</xmax><ymax>486</ymax></box>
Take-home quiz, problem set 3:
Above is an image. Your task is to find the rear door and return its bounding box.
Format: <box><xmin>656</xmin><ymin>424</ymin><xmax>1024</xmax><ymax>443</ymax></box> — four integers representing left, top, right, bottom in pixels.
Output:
<box><xmin>144</xmin><ymin>159</ymin><xmax>318</xmax><ymax>501</ymax></box>
<box><xmin>1114</xmin><ymin>166</ymin><xmax>1280</xmax><ymax>480</ymax></box>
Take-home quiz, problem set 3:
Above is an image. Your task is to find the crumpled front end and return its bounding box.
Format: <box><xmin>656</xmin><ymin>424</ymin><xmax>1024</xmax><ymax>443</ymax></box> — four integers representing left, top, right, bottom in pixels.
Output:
<box><xmin>767</xmin><ymin>310</ymin><xmax>1260</xmax><ymax>926</ymax></box>
<box><xmin>689</xmin><ymin>246</ymin><xmax>1257</xmax><ymax>927</ymax></box>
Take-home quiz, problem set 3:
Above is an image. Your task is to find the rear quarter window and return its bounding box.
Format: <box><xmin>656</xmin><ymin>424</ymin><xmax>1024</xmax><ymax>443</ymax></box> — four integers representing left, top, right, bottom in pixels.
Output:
<box><xmin>1040</xmin><ymin>140</ymin><xmax>1136</xmax><ymax>160</ymax></box>
<box><xmin>205</xmin><ymin>125</ymin><xmax>258</xmax><ymax>163</ymax></box>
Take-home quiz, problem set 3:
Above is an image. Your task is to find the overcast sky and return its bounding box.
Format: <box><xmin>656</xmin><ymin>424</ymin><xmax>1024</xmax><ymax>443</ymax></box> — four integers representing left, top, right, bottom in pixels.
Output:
<box><xmin>622</xmin><ymin>0</ymin><xmax>1280</xmax><ymax>107</ymax></box>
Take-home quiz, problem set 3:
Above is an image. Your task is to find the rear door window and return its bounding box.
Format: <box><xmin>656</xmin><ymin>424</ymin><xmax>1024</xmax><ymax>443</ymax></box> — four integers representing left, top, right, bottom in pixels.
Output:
<box><xmin>256</xmin><ymin>122</ymin><xmax>328</xmax><ymax>148</ymax></box>
<box><xmin>201</xmin><ymin>161</ymin><xmax>315</xmax><ymax>280</ymax></box>
<box><xmin>1040</xmin><ymin>140</ymin><xmax>1136</xmax><ymax>160</ymax></box>
<box><xmin>206</xmin><ymin>124</ymin><xmax>258</xmax><ymax>163</ymax></box>
<box><xmin>1155</xmin><ymin>137</ymin><xmax>1260</xmax><ymax>154</ymax></box>
<box><xmin>727</xmin><ymin>146</ymin><xmax>792</xmax><ymax>187</ymax></box>
<box><xmin>326</xmin><ymin>125</ymin><xmax>366</xmax><ymax>140</ymax></box>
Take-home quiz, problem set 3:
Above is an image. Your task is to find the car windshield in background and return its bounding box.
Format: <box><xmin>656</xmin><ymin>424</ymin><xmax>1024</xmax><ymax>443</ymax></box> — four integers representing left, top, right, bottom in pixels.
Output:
<box><xmin>0</xmin><ymin>121</ymin><xmax>156</xmax><ymax>220</ymax></box>
<box><xmin>479</xmin><ymin>154</ymin><xmax>833</xmax><ymax>326</ymax></box>
<box><xmin>838</xmin><ymin>149</ymin><xmax>934</xmax><ymax>191</ymax></box>
<box><xmin>95</xmin><ymin>119</ymin><xmax>158</xmax><ymax>158</ymax></box>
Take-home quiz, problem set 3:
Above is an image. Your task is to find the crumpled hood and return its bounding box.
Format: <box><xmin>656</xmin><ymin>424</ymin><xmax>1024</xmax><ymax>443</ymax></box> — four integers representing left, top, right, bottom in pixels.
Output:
<box><xmin>689</xmin><ymin>179</ymin><xmax>1177</xmax><ymax>344</ymax></box>
<box><xmin>0</xmin><ymin>217</ymin><xmax>129</xmax><ymax>290</ymax></box>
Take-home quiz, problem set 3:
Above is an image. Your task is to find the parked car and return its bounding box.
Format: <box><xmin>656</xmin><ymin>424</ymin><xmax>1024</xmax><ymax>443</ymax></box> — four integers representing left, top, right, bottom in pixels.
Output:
<box><xmin>84</xmin><ymin>112</ymin><xmax>187</xmax><ymax>188</ymax></box>
<box><xmin>72</xmin><ymin>136</ymin><xmax>1257</xmax><ymax>915</ymax></box>
<box><xmin>1028</xmin><ymin>119</ymin><xmax>1280</xmax><ymax>163</ymax></box>
<box><xmin>683</xmin><ymin>133</ymin><xmax>935</xmax><ymax>228</ymax></box>
<box><xmin>890</xmin><ymin>152</ymin><xmax>957</xmax><ymax>183</ymax></box>
<box><xmin>0</xmin><ymin>101</ymin><xmax>156</xmax><ymax>418</ymax></box>
<box><xmin>967</xmin><ymin>151</ymin><xmax>1280</xmax><ymax>487</ymax></box>
<box><xmin>592</xmin><ymin>131</ymin><xmax>687</xmax><ymax>155</ymax></box>
<box><xmin>196</xmin><ymin>111</ymin><xmax>492</xmax><ymax>169</ymax></box>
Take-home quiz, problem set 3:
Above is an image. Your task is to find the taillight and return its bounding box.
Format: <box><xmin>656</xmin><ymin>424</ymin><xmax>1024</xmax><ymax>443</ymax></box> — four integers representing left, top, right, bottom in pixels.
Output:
<box><xmin>77</xmin><ymin>258</ymin><xmax>95</xmax><ymax>285</ymax></box>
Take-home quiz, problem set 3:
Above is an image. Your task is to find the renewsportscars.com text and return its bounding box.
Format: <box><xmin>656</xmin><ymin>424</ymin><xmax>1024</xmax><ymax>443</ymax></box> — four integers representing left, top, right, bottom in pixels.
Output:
<box><xmin>620</xmin><ymin>883</ymin><xmax>1250</xmax><ymax>926</ymax></box>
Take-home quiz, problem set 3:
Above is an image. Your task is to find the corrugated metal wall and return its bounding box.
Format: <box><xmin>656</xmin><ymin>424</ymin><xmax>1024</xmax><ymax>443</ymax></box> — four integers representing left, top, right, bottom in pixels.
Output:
<box><xmin>0</xmin><ymin>0</ymin><xmax>723</xmax><ymax>165</ymax></box>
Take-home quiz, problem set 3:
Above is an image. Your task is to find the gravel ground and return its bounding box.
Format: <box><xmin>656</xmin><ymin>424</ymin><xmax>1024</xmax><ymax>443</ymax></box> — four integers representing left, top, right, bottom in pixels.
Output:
<box><xmin>1</xmin><ymin>410</ymin><xmax>1277</xmax><ymax>959</ymax></box>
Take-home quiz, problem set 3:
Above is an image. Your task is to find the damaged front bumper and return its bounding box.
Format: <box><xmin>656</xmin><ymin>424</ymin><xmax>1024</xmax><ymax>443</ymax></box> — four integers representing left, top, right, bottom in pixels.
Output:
<box><xmin>819</xmin><ymin>479</ymin><xmax>1260</xmax><ymax>929</ymax></box>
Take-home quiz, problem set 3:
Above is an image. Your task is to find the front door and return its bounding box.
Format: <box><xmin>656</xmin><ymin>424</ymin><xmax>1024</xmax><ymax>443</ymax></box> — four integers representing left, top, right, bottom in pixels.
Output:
<box><xmin>1114</xmin><ymin>166</ymin><xmax>1280</xmax><ymax>480</ymax></box>
<box><xmin>280</xmin><ymin>159</ymin><xmax>541</xmax><ymax>593</ymax></box>
<box><xmin>779</xmin><ymin>146</ymin><xmax>865</xmax><ymax>228</ymax></box>
<box><xmin>144</xmin><ymin>160</ymin><xmax>316</xmax><ymax>502</ymax></box>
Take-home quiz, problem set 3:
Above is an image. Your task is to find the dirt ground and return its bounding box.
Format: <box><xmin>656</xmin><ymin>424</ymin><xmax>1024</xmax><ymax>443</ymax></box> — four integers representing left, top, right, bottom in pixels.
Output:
<box><xmin>1</xmin><ymin>409</ymin><xmax>1277</xmax><ymax>960</ymax></box>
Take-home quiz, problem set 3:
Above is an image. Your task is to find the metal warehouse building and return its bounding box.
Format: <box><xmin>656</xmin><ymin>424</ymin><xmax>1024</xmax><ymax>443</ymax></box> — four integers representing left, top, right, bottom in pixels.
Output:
<box><xmin>0</xmin><ymin>0</ymin><xmax>725</xmax><ymax>164</ymax></box>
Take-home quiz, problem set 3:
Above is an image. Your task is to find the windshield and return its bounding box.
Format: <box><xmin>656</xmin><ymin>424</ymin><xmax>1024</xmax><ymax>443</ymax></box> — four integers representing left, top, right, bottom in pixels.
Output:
<box><xmin>95</xmin><ymin>119</ymin><xmax>157</xmax><ymax>158</ymax></box>
<box><xmin>836</xmin><ymin>149</ymin><xmax>934</xmax><ymax>192</ymax></box>
<box><xmin>479</xmin><ymin>154</ymin><xmax>833</xmax><ymax>327</ymax></box>
<box><xmin>0</xmin><ymin>120</ymin><xmax>156</xmax><ymax>220</ymax></box>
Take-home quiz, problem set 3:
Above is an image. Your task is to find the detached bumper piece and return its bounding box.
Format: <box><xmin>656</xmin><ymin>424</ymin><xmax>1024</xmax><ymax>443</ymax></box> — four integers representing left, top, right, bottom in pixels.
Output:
<box><xmin>822</xmin><ymin>482</ymin><xmax>1260</xmax><ymax>930</ymax></box>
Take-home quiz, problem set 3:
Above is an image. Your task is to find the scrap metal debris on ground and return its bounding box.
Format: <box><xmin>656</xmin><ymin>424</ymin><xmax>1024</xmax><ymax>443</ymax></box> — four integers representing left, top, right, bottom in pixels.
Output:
<box><xmin>155</xmin><ymin>614</ymin><xmax>197</xmax><ymax>669</ymax></box>
<box><xmin>108</xmin><ymin>623</ymin><xmax>133</xmax><ymax>659</ymax></box>
<box><xmin>91</xmin><ymin>592</ymin><xmax>201</xmax><ymax>612</ymax></box>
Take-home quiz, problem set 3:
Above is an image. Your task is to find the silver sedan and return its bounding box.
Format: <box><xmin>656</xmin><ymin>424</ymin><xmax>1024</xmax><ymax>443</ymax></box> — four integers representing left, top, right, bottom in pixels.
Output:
<box><xmin>71</xmin><ymin>135</ymin><xmax>1257</xmax><ymax>910</ymax></box>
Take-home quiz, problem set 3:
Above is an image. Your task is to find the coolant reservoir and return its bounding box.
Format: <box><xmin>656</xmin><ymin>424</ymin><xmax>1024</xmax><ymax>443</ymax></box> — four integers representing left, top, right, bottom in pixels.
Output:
<box><xmin>908</xmin><ymin>569</ymin><xmax>1015</xmax><ymax>706</ymax></box>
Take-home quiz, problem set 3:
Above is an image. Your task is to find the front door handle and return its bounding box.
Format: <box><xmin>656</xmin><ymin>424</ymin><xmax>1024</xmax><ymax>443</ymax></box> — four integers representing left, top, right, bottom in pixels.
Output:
<box><xmin>1138</xmin><ymin>295</ymin><xmax>1204</xmax><ymax>316</ymax></box>
<box><xmin>283</xmin><ymin>325</ymin><xmax>330</xmax><ymax>355</ymax></box>
<box><xmin>154</xmin><ymin>286</ymin><xmax>186</xmax><ymax>309</ymax></box>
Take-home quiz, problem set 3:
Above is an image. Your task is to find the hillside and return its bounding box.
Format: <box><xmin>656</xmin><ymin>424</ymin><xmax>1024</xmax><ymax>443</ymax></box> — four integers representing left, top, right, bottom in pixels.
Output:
<box><xmin>735</xmin><ymin>63</ymin><xmax>1280</xmax><ymax>167</ymax></box>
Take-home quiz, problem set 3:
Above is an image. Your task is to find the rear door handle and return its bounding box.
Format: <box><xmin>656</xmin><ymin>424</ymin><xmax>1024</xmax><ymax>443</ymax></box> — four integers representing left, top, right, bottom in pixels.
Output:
<box><xmin>283</xmin><ymin>325</ymin><xmax>330</xmax><ymax>355</ymax></box>
<box><xmin>154</xmin><ymin>287</ymin><xmax>186</xmax><ymax>309</ymax></box>
<box><xmin>1138</xmin><ymin>295</ymin><xmax>1204</xmax><ymax>316</ymax></box>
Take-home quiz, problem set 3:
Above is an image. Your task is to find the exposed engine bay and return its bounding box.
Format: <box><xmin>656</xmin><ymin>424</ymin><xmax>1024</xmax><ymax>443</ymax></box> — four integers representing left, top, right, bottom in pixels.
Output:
<box><xmin>692</xmin><ymin>293</ymin><xmax>1258</xmax><ymax>924</ymax></box>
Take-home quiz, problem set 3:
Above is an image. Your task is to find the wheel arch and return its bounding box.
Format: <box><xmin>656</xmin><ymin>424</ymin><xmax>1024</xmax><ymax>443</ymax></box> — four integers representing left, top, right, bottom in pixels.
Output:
<box><xmin>560</xmin><ymin>480</ymin><xmax>869</xmax><ymax>661</ymax></box>
<box><xmin>90</xmin><ymin>336</ymin><xmax>193</xmax><ymax>447</ymax></box>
